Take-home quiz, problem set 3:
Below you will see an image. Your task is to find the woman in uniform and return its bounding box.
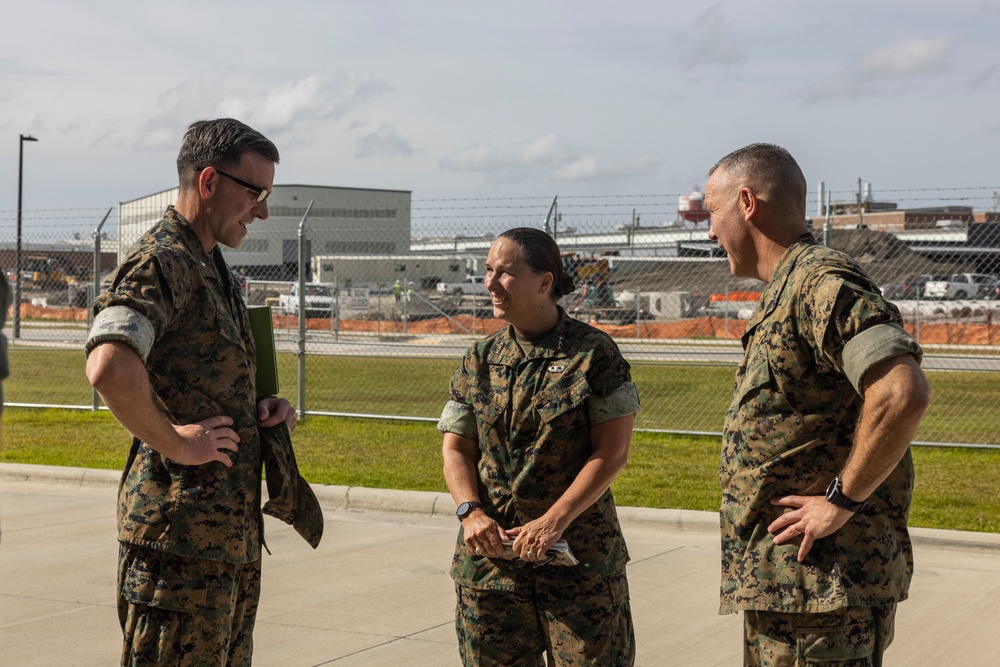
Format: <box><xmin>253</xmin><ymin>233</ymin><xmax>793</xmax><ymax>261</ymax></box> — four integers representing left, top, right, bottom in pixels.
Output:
<box><xmin>439</xmin><ymin>227</ymin><xmax>640</xmax><ymax>666</ymax></box>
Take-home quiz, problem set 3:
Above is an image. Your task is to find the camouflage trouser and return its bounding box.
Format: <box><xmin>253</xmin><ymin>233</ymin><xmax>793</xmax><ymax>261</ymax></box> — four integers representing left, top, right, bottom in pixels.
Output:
<box><xmin>455</xmin><ymin>574</ymin><xmax>634</xmax><ymax>667</ymax></box>
<box><xmin>743</xmin><ymin>604</ymin><xmax>896</xmax><ymax>667</ymax></box>
<box><xmin>117</xmin><ymin>543</ymin><xmax>262</xmax><ymax>667</ymax></box>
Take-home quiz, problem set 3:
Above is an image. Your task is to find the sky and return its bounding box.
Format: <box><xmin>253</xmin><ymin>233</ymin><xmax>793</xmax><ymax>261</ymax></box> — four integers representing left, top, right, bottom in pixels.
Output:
<box><xmin>2</xmin><ymin>0</ymin><xmax>999</xmax><ymax>237</ymax></box>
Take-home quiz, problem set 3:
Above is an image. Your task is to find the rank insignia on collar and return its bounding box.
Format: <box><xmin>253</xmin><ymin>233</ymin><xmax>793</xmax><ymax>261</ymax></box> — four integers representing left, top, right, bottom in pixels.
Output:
<box><xmin>547</xmin><ymin>364</ymin><xmax>565</xmax><ymax>373</ymax></box>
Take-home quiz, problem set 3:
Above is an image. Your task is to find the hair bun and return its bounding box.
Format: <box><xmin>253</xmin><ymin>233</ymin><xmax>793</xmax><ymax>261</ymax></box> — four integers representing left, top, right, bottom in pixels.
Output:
<box><xmin>556</xmin><ymin>273</ymin><xmax>576</xmax><ymax>297</ymax></box>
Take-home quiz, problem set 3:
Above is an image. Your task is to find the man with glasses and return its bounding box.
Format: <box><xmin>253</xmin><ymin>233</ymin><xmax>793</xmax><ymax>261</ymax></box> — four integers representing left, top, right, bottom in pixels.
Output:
<box><xmin>86</xmin><ymin>118</ymin><xmax>294</xmax><ymax>666</ymax></box>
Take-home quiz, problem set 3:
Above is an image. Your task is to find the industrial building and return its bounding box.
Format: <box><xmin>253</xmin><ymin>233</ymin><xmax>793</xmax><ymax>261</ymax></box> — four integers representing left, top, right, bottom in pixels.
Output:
<box><xmin>117</xmin><ymin>184</ymin><xmax>412</xmax><ymax>280</ymax></box>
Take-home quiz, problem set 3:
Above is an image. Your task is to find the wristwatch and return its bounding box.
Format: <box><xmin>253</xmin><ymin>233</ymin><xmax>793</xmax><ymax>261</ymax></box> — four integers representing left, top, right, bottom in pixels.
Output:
<box><xmin>825</xmin><ymin>476</ymin><xmax>869</xmax><ymax>513</ymax></box>
<box><xmin>456</xmin><ymin>501</ymin><xmax>483</xmax><ymax>521</ymax></box>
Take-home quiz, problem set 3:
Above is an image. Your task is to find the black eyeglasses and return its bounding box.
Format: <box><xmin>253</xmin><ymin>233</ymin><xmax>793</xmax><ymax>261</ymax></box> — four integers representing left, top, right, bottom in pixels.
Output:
<box><xmin>209</xmin><ymin>168</ymin><xmax>271</xmax><ymax>203</ymax></box>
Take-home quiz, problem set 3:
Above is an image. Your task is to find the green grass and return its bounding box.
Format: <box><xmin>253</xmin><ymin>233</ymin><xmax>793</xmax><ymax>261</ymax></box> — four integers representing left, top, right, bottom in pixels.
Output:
<box><xmin>13</xmin><ymin>348</ymin><xmax>1000</xmax><ymax>446</ymax></box>
<box><xmin>3</xmin><ymin>408</ymin><xmax>998</xmax><ymax>533</ymax></box>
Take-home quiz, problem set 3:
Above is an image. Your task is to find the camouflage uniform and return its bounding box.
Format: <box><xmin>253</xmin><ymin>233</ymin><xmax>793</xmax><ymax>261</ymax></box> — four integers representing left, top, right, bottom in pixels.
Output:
<box><xmin>0</xmin><ymin>273</ymin><xmax>9</xmax><ymax>541</ymax></box>
<box><xmin>721</xmin><ymin>234</ymin><xmax>922</xmax><ymax>664</ymax></box>
<box><xmin>86</xmin><ymin>207</ymin><xmax>263</xmax><ymax>666</ymax></box>
<box><xmin>0</xmin><ymin>270</ymin><xmax>9</xmax><ymax>413</ymax></box>
<box><xmin>439</xmin><ymin>307</ymin><xmax>640</xmax><ymax>666</ymax></box>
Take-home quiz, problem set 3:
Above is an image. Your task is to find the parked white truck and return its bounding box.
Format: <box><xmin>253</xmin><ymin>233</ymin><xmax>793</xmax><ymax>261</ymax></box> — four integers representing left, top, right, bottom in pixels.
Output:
<box><xmin>435</xmin><ymin>276</ymin><xmax>490</xmax><ymax>296</ymax></box>
<box><xmin>922</xmin><ymin>273</ymin><xmax>1000</xmax><ymax>300</ymax></box>
<box><xmin>277</xmin><ymin>282</ymin><xmax>336</xmax><ymax>317</ymax></box>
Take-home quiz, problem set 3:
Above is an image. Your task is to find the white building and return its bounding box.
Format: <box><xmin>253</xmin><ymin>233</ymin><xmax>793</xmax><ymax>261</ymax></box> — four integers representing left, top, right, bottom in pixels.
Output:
<box><xmin>117</xmin><ymin>184</ymin><xmax>412</xmax><ymax>279</ymax></box>
<box><xmin>311</xmin><ymin>254</ymin><xmax>475</xmax><ymax>289</ymax></box>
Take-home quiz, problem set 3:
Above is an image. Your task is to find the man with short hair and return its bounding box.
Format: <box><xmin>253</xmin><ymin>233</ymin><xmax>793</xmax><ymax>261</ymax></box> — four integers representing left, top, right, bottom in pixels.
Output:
<box><xmin>705</xmin><ymin>143</ymin><xmax>931</xmax><ymax>666</ymax></box>
<box><xmin>86</xmin><ymin>118</ymin><xmax>295</xmax><ymax>666</ymax></box>
<box><xmin>0</xmin><ymin>271</ymin><xmax>9</xmax><ymax>543</ymax></box>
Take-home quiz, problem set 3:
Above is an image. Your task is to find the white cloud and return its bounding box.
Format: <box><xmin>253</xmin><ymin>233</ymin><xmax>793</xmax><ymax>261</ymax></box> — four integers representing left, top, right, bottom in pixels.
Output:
<box><xmin>131</xmin><ymin>67</ymin><xmax>394</xmax><ymax>152</ymax></box>
<box><xmin>553</xmin><ymin>157</ymin><xmax>598</xmax><ymax>181</ymax></box>
<box><xmin>439</xmin><ymin>134</ymin><xmax>662</xmax><ymax>187</ymax></box>
<box><xmin>355</xmin><ymin>123</ymin><xmax>417</xmax><ymax>159</ymax></box>
<box><xmin>803</xmin><ymin>37</ymin><xmax>954</xmax><ymax>103</ymax></box>
<box><xmin>522</xmin><ymin>134</ymin><xmax>564</xmax><ymax>164</ymax></box>
<box><xmin>440</xmin><ymin>133</ymin><xmax>568</xmax><ymax>172</ymax></box>
<box><xmin>553</xmin><ymin>155</ymin><xmax>663</xmax><ymax>183</ymax></box>
<box><xmin>858</xmin><ymin>38</ymin><xmax>952</xmax><ymax>80</ymax></box>
<box><xmin>678</xmin><ymin>5</ymin><xmax>747</xmax><ymax>71</ymax></box>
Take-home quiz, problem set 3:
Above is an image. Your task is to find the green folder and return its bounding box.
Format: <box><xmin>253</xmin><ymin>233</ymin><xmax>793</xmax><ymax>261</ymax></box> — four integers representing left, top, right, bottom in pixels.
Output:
<box><xmin>249</xmin><ymin>306</ymin><xmax>279</xmax><ymax>396</ymax></box>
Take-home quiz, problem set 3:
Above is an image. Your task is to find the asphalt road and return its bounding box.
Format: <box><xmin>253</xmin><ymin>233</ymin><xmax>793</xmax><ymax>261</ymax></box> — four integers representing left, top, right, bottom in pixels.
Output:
<box><xmin>11</xmin><ymin>321</ymin><xmax>1000</xmax><ymax>372</ymax></box>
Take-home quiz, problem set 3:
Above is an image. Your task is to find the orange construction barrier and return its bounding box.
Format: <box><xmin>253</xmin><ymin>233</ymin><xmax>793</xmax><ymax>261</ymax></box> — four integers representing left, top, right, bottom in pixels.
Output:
<box><xmin>18</xmin><ymin>303</ymin><xmax>89</xmax><ymax>322</ymax></box>
<box><xmin>17</xmin><ymin>304</ymin><xmax>1000</xmax><ymax>347</ymax></box>
<box><xmin>708</xmin><ymin>291</ymin><xmax>761</xmax><ymax>303</ymax></box>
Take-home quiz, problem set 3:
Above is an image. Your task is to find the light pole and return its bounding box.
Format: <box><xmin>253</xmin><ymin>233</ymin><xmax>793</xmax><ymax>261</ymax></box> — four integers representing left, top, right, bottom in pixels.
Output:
<box><xmin>14</xmin><ymin>134</ymin><xmax>38</xmax><ymax>339</ymax></box>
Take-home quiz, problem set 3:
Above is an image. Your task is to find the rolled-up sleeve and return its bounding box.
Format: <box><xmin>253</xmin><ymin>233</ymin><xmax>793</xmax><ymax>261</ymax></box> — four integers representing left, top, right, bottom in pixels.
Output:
<box><xmin>587</xmin><ymin>381</ymin><xmax>640</xmax><ymax>424</ymax></box>
<box><xmin>437</xmin><ymin>399</ymin><xmax>477</xmax><ymax>440</ymax></box>
<box><xmin>843</xmin><ymin>322</ymin><xmax>923</xmax><ymax>394</ymax></box>
<box><xmin>85</xmin><ymin>305</ymin><xmax>156</xmax><ymax>362</ymax></box>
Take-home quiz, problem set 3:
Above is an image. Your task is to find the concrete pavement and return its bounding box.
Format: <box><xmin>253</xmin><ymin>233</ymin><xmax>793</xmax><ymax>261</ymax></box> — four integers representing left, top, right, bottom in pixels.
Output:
<box><xmin>1</xmin><ymin>463</ymin><xmax>998</xmax><ymax>666</ymax></box>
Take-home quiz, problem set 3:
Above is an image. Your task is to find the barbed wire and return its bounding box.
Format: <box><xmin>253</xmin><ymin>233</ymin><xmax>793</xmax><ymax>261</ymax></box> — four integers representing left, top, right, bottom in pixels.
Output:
<box><xmin>1</xmin><ymin>186</ymin><xmax>997</xmax><ymax>231</ymax></box>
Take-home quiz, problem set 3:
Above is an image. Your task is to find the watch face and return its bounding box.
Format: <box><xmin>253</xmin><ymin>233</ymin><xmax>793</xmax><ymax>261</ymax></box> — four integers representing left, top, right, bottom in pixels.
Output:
<box><xmin>457</xmin><ymin>501</ymin><xmax>480</xmax><ymax>519</ymax></box>
<box><xmin>826</xmin><ymin>477</ymin><xmax>865</xmax><ymax>512</ymax></box>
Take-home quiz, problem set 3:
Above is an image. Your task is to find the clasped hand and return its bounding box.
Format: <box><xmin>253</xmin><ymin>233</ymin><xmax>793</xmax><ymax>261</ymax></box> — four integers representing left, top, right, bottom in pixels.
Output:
<box><xmin>463</xmin><ymin>512</ymin><xmax>563</xmax><ymax>562</ymax></box>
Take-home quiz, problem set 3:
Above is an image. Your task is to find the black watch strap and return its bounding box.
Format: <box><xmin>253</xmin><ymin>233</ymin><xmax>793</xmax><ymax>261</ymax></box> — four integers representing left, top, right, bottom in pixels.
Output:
<box><xmin>826</xmin><ymin>476</ymin><xmax>869</xmax><ymax>513</ymax></box>
<box><xmin>456</xmin><ymin>501</ymin><xmax>483</xmax><ymax>520</ymax></box>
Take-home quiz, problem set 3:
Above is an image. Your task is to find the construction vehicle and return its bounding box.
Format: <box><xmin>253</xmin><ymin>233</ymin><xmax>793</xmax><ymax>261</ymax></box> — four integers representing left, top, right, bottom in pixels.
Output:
<box><xmin>560</xmin><ymin>251</ymin><xmax>655</xmax><ymax>324</ymax></box>
<box><xmin>562</xmin><ymin>252</ymin><xmax>616</xmax><ymax>309</ymax></box>
<box><xmin>20</xmin><ymin>256</ymin><xmax>78</xmax><ymax>288</ymax></box>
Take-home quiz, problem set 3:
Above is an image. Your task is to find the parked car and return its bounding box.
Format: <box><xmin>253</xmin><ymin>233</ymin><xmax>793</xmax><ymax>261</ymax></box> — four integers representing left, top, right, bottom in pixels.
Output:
<box><xmin>923</xmin><ymin>273</ymin><xmax>1000</xmax><ymax>300</ymax></box>
<box><xmin>435</xmin><ymin>276</ymin><xmax>490</xmax><ymax>296</ymax></box>
<box><xmin>879</xmin><ymin>282</ymin><xmax>909</xmax><ymax>300</ymax></box>
<box><xmin>978</xmin><ymin>276</ymin><xmax>1000</xmax><ymax>300</ymax></box>
<box><xmin>906</xmin><ymin>274</ymin><xmax>949</xmax><ymax>299</ymax></box>
<box><xmin>276</xmin><ymin>282</ymin><xmax>336</xmax><ymax>317</ymax></box>
<box><xmin>880</xmin><ymin>274</ymin><xmax>948</xmax><ymax>301</ymax></box>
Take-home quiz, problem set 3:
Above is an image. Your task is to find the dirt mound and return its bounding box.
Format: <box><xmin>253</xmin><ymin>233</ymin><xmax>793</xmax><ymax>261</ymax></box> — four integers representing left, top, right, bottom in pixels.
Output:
<box><xmin>825</xmin><ymin>228</ymin><xmax>960</xmax><ymax>285</ymax></box>
<box><xmin>611</xmin><ymin>228</ymin><xmax>961</xmax><ymax>294</ymax></box>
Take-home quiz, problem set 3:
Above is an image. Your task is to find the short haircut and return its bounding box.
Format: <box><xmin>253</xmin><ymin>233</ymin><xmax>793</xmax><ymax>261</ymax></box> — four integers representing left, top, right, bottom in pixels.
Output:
<box><xmin>497</xmin><ymin>227</ymin><xmax>576</xmax><ymax>299</ymax></box>
<box><xmin>709</xmin><ymin>143</ymin><xmax>806</xmax><ymax>218</ymax></box>
<box><xmin>176</xmin><ymin>118</ymin><xmax>280</xmax><ymax>189</ymax></box>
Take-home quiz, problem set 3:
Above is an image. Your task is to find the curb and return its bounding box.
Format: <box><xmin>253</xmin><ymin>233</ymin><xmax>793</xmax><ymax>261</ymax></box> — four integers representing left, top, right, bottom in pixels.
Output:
<box><xmin>3</xmin><ymin>463</ymin><xmax>997</xmax><ymax>551</ymax></box>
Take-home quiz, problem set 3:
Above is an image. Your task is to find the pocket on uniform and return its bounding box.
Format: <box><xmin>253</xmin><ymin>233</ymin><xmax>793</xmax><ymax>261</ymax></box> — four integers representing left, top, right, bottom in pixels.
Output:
<box><xmin>607</xmin><ymin>573</ymin><xmax>630</xmax><ymax>606</ymax></box>
<box><xmin>796</xmin><ymin>620</ymin><xmax>875</xmax><ymax>662</ymax></box>
<box><xmin>471</xmin><ymin>391</ymin><xmax>509</xmax><ymax>431</ymax></box>
<box><xmin>735</xmin><ymin>354</ymin><xmax>773</xmax><ymax>408</ymax></box>
<box><xmin>534</xmin><ymin>372</ymin><xmax>590</xmax><ymax>423</ymax></box>
<box><xmin>120</xmin><ymin>547</ymin><xmax>209</xmax><ymax>612</ymax></box>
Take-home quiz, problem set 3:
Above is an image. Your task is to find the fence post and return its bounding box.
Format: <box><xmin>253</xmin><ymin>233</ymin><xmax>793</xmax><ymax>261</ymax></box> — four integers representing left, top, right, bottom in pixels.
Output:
<box><xmin>91</xmin><ymin>207</ymin><xmax>113</xmax><ymax>410</ymax></box>
<box><xmin>823</xmin><ymin>190</ymin><xmax>832</xmax><ymax>247</ymax></box>
<box><xmin>296</xmin><ymin>201</ymin><xmax>314</xmax><ymax>421</ymax></box>
<box><xmin>635</xmin><ymin>288</ymin><xmax>640</xmax><ymax>339</ymax></box>
<box><xmin>724</xmin><ymin>287</ymin><xmax>729</xmax><ymax>338</ymax></box>
<box><xmin>403</xmin><ymin>275</ymin><xmax>408</xmax><ymax>334</ymax></box>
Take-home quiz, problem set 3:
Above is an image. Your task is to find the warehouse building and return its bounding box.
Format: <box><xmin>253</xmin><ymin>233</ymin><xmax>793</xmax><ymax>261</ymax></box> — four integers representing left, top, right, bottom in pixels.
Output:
<box><xmin>117</xmin><ymin>184</ymin><xmax>412</xmax><ymax>280</ymax></box>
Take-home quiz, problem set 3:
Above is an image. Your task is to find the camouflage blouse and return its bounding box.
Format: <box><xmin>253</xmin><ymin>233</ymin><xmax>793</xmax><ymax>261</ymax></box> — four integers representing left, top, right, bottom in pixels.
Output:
<box><xmin>439</xmin><ymin>308</ymin><xmax>640</xmax><ymax>590</ymax></box>
<box><xmin>721</xmin><ymin>234</ymin><xmax>923</xmax><ymax>614</ymax></box>
<box><xmin>86</xmin><ymin>207</ymin><xmax>262</xmax><ymax>564</ymax></box>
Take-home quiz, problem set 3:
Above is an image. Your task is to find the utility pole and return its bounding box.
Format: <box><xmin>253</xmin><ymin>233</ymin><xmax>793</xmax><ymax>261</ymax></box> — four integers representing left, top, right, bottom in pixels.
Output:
<box><xmin>857</xmin><ymin>177</ymin><xmax>865</xmax><ymax>229</ymax></box>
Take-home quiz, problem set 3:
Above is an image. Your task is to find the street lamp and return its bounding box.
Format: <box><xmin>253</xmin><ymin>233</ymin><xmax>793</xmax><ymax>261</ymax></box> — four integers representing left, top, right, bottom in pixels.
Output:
<box><xmin>14</xmin><ymin>134</ymin><xmax>38</xmax><ymax>339</ymax></box>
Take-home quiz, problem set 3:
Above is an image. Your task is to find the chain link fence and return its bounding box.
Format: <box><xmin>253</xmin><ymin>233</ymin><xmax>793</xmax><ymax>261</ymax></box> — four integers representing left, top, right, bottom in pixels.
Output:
<box><xmin>5</xmin><ymin>184</ymin><xmax>1000</xmax><ymax>448</ymax></box>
